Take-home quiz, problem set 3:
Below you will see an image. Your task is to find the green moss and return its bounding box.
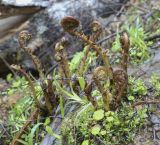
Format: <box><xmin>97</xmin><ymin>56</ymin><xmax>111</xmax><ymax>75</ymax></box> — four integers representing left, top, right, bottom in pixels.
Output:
<box><xmin>61</xmin><ymin>104</ymin><xmax>147</xmax><ymax>145</ymax></box>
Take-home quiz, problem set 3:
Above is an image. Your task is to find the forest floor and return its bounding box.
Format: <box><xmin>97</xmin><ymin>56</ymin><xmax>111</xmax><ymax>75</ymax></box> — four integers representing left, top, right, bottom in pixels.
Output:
<box><xmin>0</xmin><ymin>0</ymin><xmax>160</xmax><ymax>145</ymax></box>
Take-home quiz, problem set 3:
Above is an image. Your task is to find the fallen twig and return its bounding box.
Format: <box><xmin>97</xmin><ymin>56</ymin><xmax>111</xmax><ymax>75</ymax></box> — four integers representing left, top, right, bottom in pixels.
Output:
<box><xmin>11</xmin><ymin>108</ymin><xmax>40</xmax><ymax>145</ymax></box>
<box><xmin>144</xmin><ymin>33</ymin><xmax>160</xmax><ymax>41</ymax></box>
<box><xmin>96</xmin><ymin>31</ymin><xmax>123</xmax><ymax>44</ymax></box>
<box><xmin>132</xmin><ymin>100</ymin><xmax>160</xmax><ymax>107</ymax></box>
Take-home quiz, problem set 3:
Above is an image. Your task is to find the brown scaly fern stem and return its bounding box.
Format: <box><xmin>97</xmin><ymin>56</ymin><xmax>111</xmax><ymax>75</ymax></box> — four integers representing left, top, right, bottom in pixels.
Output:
<box><xmin>18</xmin><ymin>30</ymin><xmax>53</xmax><ymax>114</ymax></box>
<box><xmin>111</xmin><ymin>32</ymin><xmax>130</xmax><ymax>109</ymax></box>
<box><xmin>60</xmin><ymin>17</ymin><xmax>130</xmax><ymax>111</ymax></box>
<box><xmin>60</xmin><ymin>16</ymin><xmax>113</xmax><ymax>78</ymax></box>
<box><xmin>54</xmin><ymin>37</ymin><xmax>71</xmax><ymax>86</ymax></box>
<box><xmin>84</xmin><ymin>81</ymin><xmax>98</xmax><ymax>108</ymax></box>
<box><xmin>120</xmin><ymin>32</ymin><xmax>130</xmax><ymax>73</ymax></box>
<box><xmin>90</xmin><ymin>21</ymin><xmax>103</xmax><ymax>42</ymax></box>
<box><xmin>18</xmin><ymin>30</ymin><xmax>45</xmax><ymax>80</ymax></box>
<box><xmin>60</xmin><ymin>17</ymin><xmax>114</xmax><ymax>110</ymax></box>
<box><xmin>93</xmin><ymin>66</ymin><xmax>111</xmax><ymax>111</ymax></box>
<box><xmin>78</xmin><ymin>21</ymin><xmax>103</xmax><ymax>76</ymax></box>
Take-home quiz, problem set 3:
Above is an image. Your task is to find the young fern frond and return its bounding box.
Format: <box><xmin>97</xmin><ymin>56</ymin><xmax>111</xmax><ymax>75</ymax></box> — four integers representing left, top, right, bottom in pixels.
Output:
<box><xmin>93</xmin><ymin>66</ymin><xmax>111</xmax><ymax>111</ymax></box>
<box><xmin>18</xmin><ymin>31</ymin><xmax>56</xmax><ymax>114</ymax></box>
<box><xmin>60</xmin><ymin>16</ymin><xmax>113</xmax><ymax>78</ymax></box>
<box><xmin>10</xmin><ymin>65</ymin><xmax>44</xmax><ymax>110</ymax></box>
<box><xmin>54</xmin><ymin>37</ymin><xmax>71</xmax><ymax>86</ymax></box>
<box><xmin>18</xmin><ymin>30</ymin><xmax>45</xmax><ymax>80</ymax></box>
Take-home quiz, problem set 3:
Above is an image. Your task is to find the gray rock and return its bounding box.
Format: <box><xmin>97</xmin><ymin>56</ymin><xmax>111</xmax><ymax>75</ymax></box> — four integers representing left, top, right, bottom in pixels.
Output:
<box><xmin>1</xmin><ymin>0</ymin><xmax>50</xmax><ymax>7</ymax></box>
<box><xmin>151</xmin><ymin>114</ymin><xmax>160</xmax><ymax>124</ymax></box>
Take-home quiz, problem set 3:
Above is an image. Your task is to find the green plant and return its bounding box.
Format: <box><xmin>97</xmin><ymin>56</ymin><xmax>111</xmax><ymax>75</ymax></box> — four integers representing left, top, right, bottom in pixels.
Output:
<box><xmin>2</xmin><ymin>13</ymin><xmax>153</xmax><ymax>145</ymax></box>
<box><xmin>111</xmin><ymin>34</ymin><xmax>121</xmax><ymax>52</ymax></box>
<box><xmin>128</xmin><ymin>76</ymin><xmax>148</xmax><ymax>96</ymax></box>
<box><xmin>61</xmin><ymin>104</ymin><xmax>147</xmax><ymax>145</ymax></box>
<box><xmin>44</xmin><ymin>118</ymin><xmax>61</xmax><ymax>140</ymax></box>
<box><xmin>58</xmin><ymin>16</ymin><xmax>148</xmax><ymax>145</ymax></box>
<box><xmin>151</xmin><ymin>74</ymin><xmax>160</xmax><ymax>96</ymax></box>
<box><xmin>5</xmin><ymin>74</ymin><xmax>28</xmax><ymax>96</ymax></box>
<box><xmin>125</xmin><ymin>18</ymin><xmax>149</xmax><ymax>64</ymax></box>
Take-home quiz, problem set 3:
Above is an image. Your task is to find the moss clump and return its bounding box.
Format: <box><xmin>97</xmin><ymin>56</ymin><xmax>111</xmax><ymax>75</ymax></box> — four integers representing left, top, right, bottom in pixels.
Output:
<box><xmin>61</xmin><ymin>105</ymin><xmax>147</xmax><ymax>145</ymax></box>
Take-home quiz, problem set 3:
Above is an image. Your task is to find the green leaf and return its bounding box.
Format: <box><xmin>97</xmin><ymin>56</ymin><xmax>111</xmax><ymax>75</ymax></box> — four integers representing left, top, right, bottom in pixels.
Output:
<box><xmin>93</xmin><ymin>109</ymin><xmax>104</xmax><ymax>121</ymax></box>
<box><xmin>91</xmin><ymin>125</ymin><xmax>101</xmax><ymax>135</ymax></box>
<box><xmin>28</xmin><ymin>123</ymin><xmax>43</xmax><ymax>145</ymax></box>
<box><xmin>128</xmin><ymin>95</ymin><xmax>135</xmax><ymax>101</ymax></box>
<box><xmin>69</xmin><ymin>51</ymin><xmax>84</xmax><ymax>72</ymax></box>
<box><xmin>100</xmin><ymin>130</ymin><xmax>107</xmax><ymax>135</ymax></box>
<box><xmin>106</xmin><ymin>116</ymin><xmax>114</xmax><ymax>122</ymax></box>
<box><xmin>111</xmin><ymin>34</ymin><xmax>121</xmax><ymax>52</ymax></box>
<box><xmin>82</xmin><ymin>140</ymin><xmax>89</xmax><ymax>145</ymax></box>
<box><xmin>54</xmin><ymin>80</ymin><xmax>85</xmax><ymax>104</ymax></box>
<box><xmin>78</xmin><ymin>77</ymin><xmax>86</xmax><ymax>90</ymax></box>
<box><xmin>60</xmin><ymin>96</ymin><xmax>65</xmax><ymax>118</ymax></box>
<box><xmin>45</xmin><ymin>126</ymin><xmax>61</xmax><ymax>139</ymax></box>
<box><xmin>105</xmin><ymin>111</ymin><xmax>114</xmax><ymax>117</ymax></box>
<box><xmin>6</xmin><ymin>73</ymin><xmax>13</xmax><ymax>82</ymax></box>
<box><xmin>44</xmin><ymin>117</ymin><xmax>50</xmax><ymax>126</ymax></box>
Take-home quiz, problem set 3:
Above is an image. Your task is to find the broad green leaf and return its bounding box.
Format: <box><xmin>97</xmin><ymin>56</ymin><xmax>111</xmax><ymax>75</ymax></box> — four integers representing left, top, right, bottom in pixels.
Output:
<box><xmin>128</xmin><ymin>96</ymin><xmax>135</xmax><ymax>101</ymax></box>
<box><xmin>91</xmin><ymin>125</ymin><xmax>101</xmax><ymax>135</ymax></box>
<box><xmin>82</xmin><ymin>140</ymin><xmax>89</xmax><ymax>145</ymax></box>
<box><xmin>111</xmin><ymin>34</ymin><xmax>121</xmax><ymax>52</ymax></box>
<box><xmin>106</xmin><ymin>116</ymin><xmax>114</xmax><ymax>122</ymax></box>
<box><xmin>69</xmin><ymin>51</ymin><xmax>84</xmax><ymax>72</ymax></box>
<box><xmin>6</xmin><ymin>73</ymin><xmax>13</xmax><ymax>82</ymax></box>
<box><xmin>93</xmin><ymin>109</ymin><xmax>104</xmax><ymax>121</ymax></box>
<box><xmin>105</xmin><ymin>111</ymin><xmax>114</xmax><ymax>117</ymax></box>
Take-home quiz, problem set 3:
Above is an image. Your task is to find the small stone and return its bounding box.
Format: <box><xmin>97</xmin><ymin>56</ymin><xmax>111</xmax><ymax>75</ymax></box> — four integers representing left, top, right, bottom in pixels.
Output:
<box><xmin>139</xmin><ymin>138</ymin><xmax>146</xmax><ymax>142</ymax></box>
<box><xmin>151</xmin><ymin>114</ymin><xmax>160</xmax><ymax>124</ymax></box>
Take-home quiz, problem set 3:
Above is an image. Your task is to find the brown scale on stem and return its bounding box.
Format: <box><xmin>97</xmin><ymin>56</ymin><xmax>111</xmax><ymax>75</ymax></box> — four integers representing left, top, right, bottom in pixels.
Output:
<box><xmin>78</xmin><ymin>21</ymin><xmax>103</xmax><ymax>76</ymax></box>
<box><xmin>54</xmin><ymin>37</ymin><xmax>71</xmax><ymax>86</ymax></box>
<box><xmin>61</xmin><ymin>16</ymin><xmax>113</xmax><ymax>78</ymax></box>
<box><xmin>61</xmin><ymin>16</ymin><xmax>130</xmax><ymax>111</ymax></box>
<box><xmin>18</xmin><ymin>31</ymin><xmax>54</xmax><ymax>114</ymax></box>
<box><xmin>18</xmin><ymin>30</ymin><xmax>45</xmax><ymax>80</ymax></box>
<box><xmin>90</xmin><ymin>21</ymin><xmax>103</xmax><ymax>42</ymax></box>
<box><xmin>84</xmin><ymin>81</ymin><xmax>98</xmax><ymax>108</ymax></box>
<box><xmin>120</xmin><ymin>32</ymin><xmax>130</xmax><ymax>72</ymax></box>
<box><xmin>92</xmin><ymin>66</ymin><xmax>111</xmax><ymax>111</ymax></box>
<box><xmin>112</xmin><ymin>69</ymin><xmax>127</xmax><ymax>107</ymax></box>
<box><xmin>111</xmin><ymin>33</ymin><xmax>130</xmax><ymax>109</ymax></box>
